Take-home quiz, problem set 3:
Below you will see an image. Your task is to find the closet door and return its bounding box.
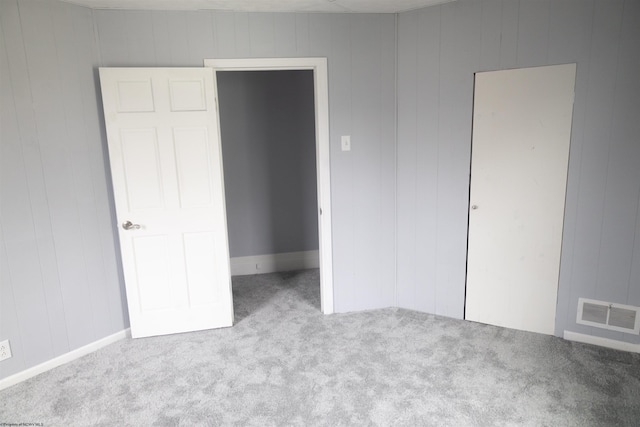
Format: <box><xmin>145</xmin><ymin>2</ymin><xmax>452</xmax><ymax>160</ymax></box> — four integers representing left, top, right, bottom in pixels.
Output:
<box><xmin>465</xmin><ymin>64</ymin><xmax>576</xmax><ymax>335</ymax></box>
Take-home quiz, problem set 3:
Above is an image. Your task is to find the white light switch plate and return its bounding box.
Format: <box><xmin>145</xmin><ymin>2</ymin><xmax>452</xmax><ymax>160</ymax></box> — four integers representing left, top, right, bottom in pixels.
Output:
<box><xmin>341</xmin><ymin>135</ymin><xmax>351</xmax><ymax>151</ymax></box>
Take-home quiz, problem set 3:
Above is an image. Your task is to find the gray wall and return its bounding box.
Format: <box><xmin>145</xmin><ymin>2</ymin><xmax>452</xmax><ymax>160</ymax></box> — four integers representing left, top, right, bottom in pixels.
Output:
<box><xmin>0</xmin><ymin>1</ymin><xmax>396</xmax><ymax>380</ymax></box>
<box><xmin>0</xmin><ymin>0</ymin><xmax>127</xmax><ymax>380</ymax></box>
<box><xmin>216</xmin><ymin>70</ymin><xmax>319</xmax><ymax>258</ymax></box>
<box><xmin>396</xmin><ymin>0</ymin><xmax>640</xmax><ymax>343</ymax></box>
<box><xmin>93</xmin><ymin>9</ymin><xmax>397</xmax><ymax>312</ymax></box>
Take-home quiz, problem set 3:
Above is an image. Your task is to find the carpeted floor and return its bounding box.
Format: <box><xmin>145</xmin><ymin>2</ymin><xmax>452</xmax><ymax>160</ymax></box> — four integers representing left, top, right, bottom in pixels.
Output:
<box><xmin>1</xmin><ymin>269</ymin><xmax>639</xmax><ymax>426</ymax></box>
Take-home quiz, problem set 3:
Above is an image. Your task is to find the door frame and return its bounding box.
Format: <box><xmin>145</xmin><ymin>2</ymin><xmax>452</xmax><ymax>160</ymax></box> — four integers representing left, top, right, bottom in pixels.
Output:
<box><xmin>204</xmin><ymin>57</ymin><xmax>334</xmax><ymax>314</ymax></box>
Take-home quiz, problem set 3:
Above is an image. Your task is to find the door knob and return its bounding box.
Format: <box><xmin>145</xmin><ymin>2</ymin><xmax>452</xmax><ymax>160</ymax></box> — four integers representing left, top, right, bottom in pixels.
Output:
<box><xmin>471</xmin><ymin>205</ymin><xmax>478</xmax><ymax>210</ymax></box>
<box><xmin>122</xmin><ymin>220</ymin><xmax>141</xmax><ymax>230</ymax></box>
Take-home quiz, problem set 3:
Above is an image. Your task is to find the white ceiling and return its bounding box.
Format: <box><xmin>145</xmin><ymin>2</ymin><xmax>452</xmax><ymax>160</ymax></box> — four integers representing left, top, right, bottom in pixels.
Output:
<box><xmin>61</xmin><ymin>0</ymin><xmax>456</xmax><ymax>14</ymax></box>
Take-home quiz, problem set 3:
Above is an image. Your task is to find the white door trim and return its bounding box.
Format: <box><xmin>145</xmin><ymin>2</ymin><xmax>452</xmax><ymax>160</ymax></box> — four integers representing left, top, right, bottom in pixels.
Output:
<box><xmin>204</xmin><ymin>57</ymin><xmax>334</xmax><ymax>314</ymax></box>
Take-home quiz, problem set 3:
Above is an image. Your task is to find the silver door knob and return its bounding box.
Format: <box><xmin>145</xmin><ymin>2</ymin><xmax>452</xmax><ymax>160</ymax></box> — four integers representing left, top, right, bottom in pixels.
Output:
<box><xmin>122</xmin><ymin>220</ymin><xmax>141</xmax><ymax>230</ymax></box>
<box><xmin>471</xmin><ymin>205</ymin><xmax>478</xmax><ymax>210</ymax></box>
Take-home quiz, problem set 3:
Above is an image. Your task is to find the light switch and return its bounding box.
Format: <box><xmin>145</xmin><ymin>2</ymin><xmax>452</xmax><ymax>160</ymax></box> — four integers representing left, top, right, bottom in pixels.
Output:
<box><xmin>341</xmin><ymin>135</ymin><xmax>351</xmax><ymax>151</ymax></box>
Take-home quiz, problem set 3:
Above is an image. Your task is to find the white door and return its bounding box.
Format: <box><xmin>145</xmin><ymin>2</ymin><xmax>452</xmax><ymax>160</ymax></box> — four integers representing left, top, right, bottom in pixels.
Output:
<box><xmin>465</xmin><ymin>64</ymin><xmax>576</xmax><ymax>335</ymax></box>
<box><xmin>99</xmin><ymin>68</ymin><xmax>233</xmax><ymax>338</ymax></box>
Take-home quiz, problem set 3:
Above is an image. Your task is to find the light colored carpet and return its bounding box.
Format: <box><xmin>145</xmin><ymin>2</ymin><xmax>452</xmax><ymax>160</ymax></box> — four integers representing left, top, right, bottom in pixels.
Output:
<box><xmin>1</xmin><ymin>269</ymin><xmax>639</xmax><ymax>426</ymax></box>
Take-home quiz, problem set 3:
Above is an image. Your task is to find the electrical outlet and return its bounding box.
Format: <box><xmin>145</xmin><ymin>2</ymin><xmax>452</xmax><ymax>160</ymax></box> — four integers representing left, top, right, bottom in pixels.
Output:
<box><xmin>0</xmin><ymin>339</ymin><xmax>11</xmax><ymax>362</ymax></box>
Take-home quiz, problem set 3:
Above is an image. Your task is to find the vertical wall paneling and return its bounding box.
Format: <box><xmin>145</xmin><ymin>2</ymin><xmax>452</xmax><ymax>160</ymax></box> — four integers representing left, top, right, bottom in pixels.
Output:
<box><xmin>2</xmin><ymin>1</ymin><xmax>69</xmax><ymax>362</ymax></box>
<box><xmin>478</xmin><ymin>0</ymin><xmax>502</xmax><ymax>71</ymax></box>
<box><xmin>397</xmin><ymin>0</ymin><xmax>640</xmax><ymax>344</ymax></box>
<box><xmin>396</xmin><ymin>7</ymin><xmax>443</xmax><ymax>313</ymax></box>
<box><xmin>549</xmin><ymin>0</ymin><xmax>594</xmax><ymax>337</ymax></box>
<box><xmin>167</xmin><ymin>12</ymin><xmax>191</xmax><ymax>65</ymax></box>
<box><xmin>213</xmin><ymin>11</ymin><xmax>236</xmax><ymax>58</ymax></box>
<box><xmin>547</xmin><ymin>0</ymin><xmax>594</xmax><ymax>65</ymax></box>
<box><xmin>395</xmin><ymin>11</ymin><xmax>419</xmax><ymax>310</ymax></box>
<box><xmin>498</xmin><ymin>0</ymin><xmax>519</xmax><ymax>69</ymax></box>
<box><xmin>326</xmin><ymin>14</ymin><xmax>356</xmax><ymax>310</ymax></box>
<box><xmin>628</xmin><ymin>0</ymin><xmax>640</xmax><ymax>333</ymax></box>
<box><xmin>20</xmin><ymin>0</ymin><xmax>96</xmax><ymax>350</ymax></box>
<box><xmin>435</xmin><ymin>0</ymin><xmax>481</xmax><ymax>318</ymax></box>
<box><xmin>515</xmin><ymin>0</ymin><xmax>550</xmax><ymax>68</ymax></box>
<box><xmin>249</xmin><ymin>13</ymin><xmax>275</xmax><ymax>57</ymax></box>
<box><xmin>80</xmin><ymin>4</ymin><xmax>127</xmax><ymax>334</ymax></box>
<box><xmin>378</xmin><ymin>14</ymin><xmax>398</xmax><ymax>307</ymax></box>
<box><xmin>186</xmin><ymin>11</ymin><xmax>217</xmax><ymax>63</ymax></box>
<box><xmin>562</xmin><ymin>0</ymin><xmax>625</xmax><ymax>338</ymax></box>
<box><xmin>308</xmin><ymin>14</ymin><xmax>332</xmax><ymax>57</ymax></box>
<box><xmin>350</xmin><ymin>14</ymin><xmax>390</xmax><ymax>309</ymax></box>
<box><xmin>233</xmin><ymin>13</ymin><xmax>251</xmax><ymax>58</ymax></box>
<box><xmin>2</xmin><ymin>0</ymin><xmax>68</xmax><ymax>364</ymax></box>
<box><xmin>95</xmin><ymin>10</ymin><xmax>129</xmax><ymax>65</ymax></box>
<box><xmin>1</xmin><ymin>5</ymin><xmax>57</xmax><ymax>368</ymax></box>
<box><xmin>52</xmin><ymin>2</ymin><xmax>113</xmax><ymax>339</ymax></box>
<box><xmin>0</xmin><ymin>225</ymin><xmax>26</xmax><ymax>378</ymax></box>
<box><xmin>1</xmin><ymin>0</ymin><xmax>126</xmax><ymax>381</ymax></box>
<box><xmin>152</xmin><ymin>12</ymin><xmax>173</xmax><ymax>66</ymax></box>
<box><xmin>6</xmin><ymin>3</ymin><xmax>75</xmax><ymax>360</ymax></box>
<box><xmin>413</xmin><ymin>8</ymin><xmax>441</xmax><ymax>314</ymax></box>
<box><xmin>595</xmin><ymin>0</ymin><xmax>640</xmax><ymax>342</ymax></box>
<box><xmin>0</xmin><ymin>23</ymin><xmax>24</xmax><ymax>379</ymax></box>
<box><xmin>125</xmin><ymin>11</ymin><xmax>156</xmax><ymax>66</ymax></box>
<box><xmin>80</xmin><ymin>5</ymin><xmax>127</xmax><ymax>334</ymax></box>
<box><xmin>273</xmin><ymin>13</ymin><xmax>297</xmax><ymax>57</ymax></box>
<box><xmin>295</xmin><ymin>14</ymin><xmax>310</xmax><ymax>56</ymax></box>
<box><xmin>629</xmin><ymin>192</ymin><xmax>640</xmax><ymax>330</ymax></box>
<box><xmin>350</xmin><ymin>14</ymin><xmax>380</xmax><ymax>308</ymax></box>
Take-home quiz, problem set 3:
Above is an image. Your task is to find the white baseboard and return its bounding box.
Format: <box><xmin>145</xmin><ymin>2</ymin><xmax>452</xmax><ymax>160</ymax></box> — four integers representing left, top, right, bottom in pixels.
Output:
<box><xmin>563</xmin><ymin>330</ymin><xmax>640</xmax><ymax>353</ymax></box>
<box><xmin>230</xmin><ymin>250</ymin><xmax>319</xmax><ymax>276</ymax></box>
<box><xmin>0</xmin><ymin>328</ymin><xmax>130</xmax><ymax>391</ymax></box>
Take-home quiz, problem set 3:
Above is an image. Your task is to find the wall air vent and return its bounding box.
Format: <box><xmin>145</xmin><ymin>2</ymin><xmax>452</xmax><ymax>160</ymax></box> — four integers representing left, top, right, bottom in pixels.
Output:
<box><xmin>582</xmin><ymin>302</ymin><xmax>608</xmax><ymax>324</ymax></box>
<box><xmin>577</xmin><ymin>298</ymin><xmax>640</xmax><ymax>334</ymax></box>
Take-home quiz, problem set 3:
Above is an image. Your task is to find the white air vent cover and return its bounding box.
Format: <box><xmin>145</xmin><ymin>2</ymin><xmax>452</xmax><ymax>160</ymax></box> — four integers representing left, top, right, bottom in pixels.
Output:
<box><xmin>577</xmin><ymin>298</ymin><xmax>640</xmax><ymax>334</ymax></box>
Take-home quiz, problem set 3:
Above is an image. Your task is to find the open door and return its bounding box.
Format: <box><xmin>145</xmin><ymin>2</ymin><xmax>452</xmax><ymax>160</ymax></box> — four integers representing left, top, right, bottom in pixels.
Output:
<box><xmin>99</xmin><ymin>68</ymin><xmax>233</xmax><ymax>338</ymax></box>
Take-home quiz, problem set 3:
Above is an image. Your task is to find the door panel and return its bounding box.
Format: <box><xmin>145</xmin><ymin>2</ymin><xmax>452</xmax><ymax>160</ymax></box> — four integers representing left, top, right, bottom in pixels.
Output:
<box><xmin>174</xmin><ymin>128</ymin><xmax>214</xmax><ymax>208</ymax></box>
<box><xmin>169</xmin><ymin>80</ymin><xmax>207</xmax><ymax>111</ymax></box>
<box><xmin>465</xmin><ymin>64</ymin><xmax>576</xmax><ymax>335</ymax></box>
<box><xmin>133</xmin><ymin>236</ymin><xmax>172</xmax><ymax>311</ymax></box>
<box><xmin>121</xmin><ymin>128</ymin><xmax>164</xmax><ymax>210</ymax></box>
<box><xmin>100</xmin><ymin>68</ymin><xmax>233</xmax><ymax>338</ymax></box>
<box><xmin>183</xmin><ymin>232</ymin><xmax>220</xmax><ymax>305</ymax></box>
<box><xmin>116</xmin><ymin>79</ymin><xmax>154</xmax><ymax>112</ymax></box>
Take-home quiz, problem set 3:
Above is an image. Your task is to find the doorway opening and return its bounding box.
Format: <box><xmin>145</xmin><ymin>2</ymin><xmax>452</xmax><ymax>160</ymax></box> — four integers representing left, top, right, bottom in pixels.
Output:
<box><xmin>205</xmin><ymin>58</ymin><xmax>334</xmax><ymax>315</ymax></box>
